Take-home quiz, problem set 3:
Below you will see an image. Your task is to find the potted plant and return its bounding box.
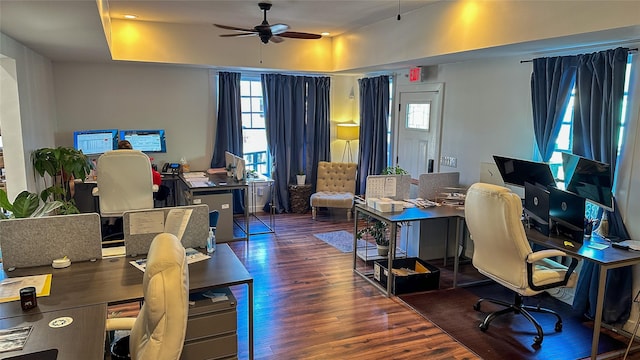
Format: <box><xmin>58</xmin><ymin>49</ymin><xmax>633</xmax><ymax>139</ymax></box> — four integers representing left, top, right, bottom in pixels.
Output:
<box><xmin>31</xmin><ymin>146</ymin><xmax>91</xmax><ymax>215</ymax></box>
<box><xmin>296</xmin><ymin>170</ymin><xmax>306</xmax><ymax>185</ymax></box>
<box><xmin>0</xmin><ymin>189</ymin><xmax>62</xmax><ymax>219</ymax></box>
<box><xmin>357</xmin><ymin>218</ymin><xmax>390</xmax><ymax>256</ymax></box>
<box><xmin>381</xmin><ymin>165</ymin><xmax>409</xmax><ymax>175</ymax></box>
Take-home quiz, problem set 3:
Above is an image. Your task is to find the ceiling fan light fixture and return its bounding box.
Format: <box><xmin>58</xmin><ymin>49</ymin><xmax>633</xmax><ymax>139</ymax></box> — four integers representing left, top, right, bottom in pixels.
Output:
<box><xmin>215</xmin><ymin>2</ymin><xmax>321</xmax><ymax>44</ymax></box>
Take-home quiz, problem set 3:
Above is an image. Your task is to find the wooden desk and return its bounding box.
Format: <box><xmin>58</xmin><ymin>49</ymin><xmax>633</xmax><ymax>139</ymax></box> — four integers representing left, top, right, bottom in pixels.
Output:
<box><xmin>353</xmin><ymin>204</ymin><xmax>465</xmax><ymax>297</ymax></box>
<box><xmin>0</xmin><ymin>304</ymin><xmax>106</xmax><ymax>360</ymax></box>
<box><xmin>526</xmin><ymin>229</ymin><xmax>640</xmax><ymax>360</ymax></box>
<box><xmin>0</xmin><ymin>244</ymin><xmax>254</xmax><ymax>359</ymax></box>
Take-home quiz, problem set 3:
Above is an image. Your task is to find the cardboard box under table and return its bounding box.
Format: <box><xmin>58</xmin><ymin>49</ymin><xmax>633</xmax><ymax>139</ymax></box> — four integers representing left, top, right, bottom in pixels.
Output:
<box><xmin>373</xmin><ymin>258</ymin><xmax>440</xmax><ymax>295</ymax></box>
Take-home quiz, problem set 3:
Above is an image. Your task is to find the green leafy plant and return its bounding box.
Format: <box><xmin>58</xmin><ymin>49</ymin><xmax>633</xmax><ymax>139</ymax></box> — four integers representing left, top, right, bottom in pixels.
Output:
<box><xmin>297</xmin><ymin>169</ymin><xmax>306</xmax><ymax>176</ymax></box>
<box><xmin>356</xmin><ymin>218</ymin><xmax>389</xmax><ymax>247</ymax></box>
<box><xmin>381</xmin><ymin>165</ymin><xmax>409</xmax><ymax>175</ymax></box>
<box><xmin>0</xmin><ymin>189</ymin><xmax>62</xmax><ymax>219</ymax></box>
<box><xmin>31</xmin><ymin>147</ymin><xmax>91</xmax><ymax>215</ymax></box>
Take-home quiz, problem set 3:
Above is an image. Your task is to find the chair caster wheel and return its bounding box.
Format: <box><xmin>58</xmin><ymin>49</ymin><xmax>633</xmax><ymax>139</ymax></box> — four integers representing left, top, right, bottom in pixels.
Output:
<box><xmin>532</xmin><ymin>336</ymin><xmax>542</xmax><ymax>347</ymax></box>
<box><xmin>473</xmin><ymin>303</ymin><xmax>481</xmax><ymax>311</ymax></box>
<box><xmin>479</xmin><ymin>323</ymin><xmax>488</xmax><ymax>332</ymax></box>
<box><xmin>555</xmin><ymin>321</ymin><xmax>563</xmax><ymax>332</ymax></box>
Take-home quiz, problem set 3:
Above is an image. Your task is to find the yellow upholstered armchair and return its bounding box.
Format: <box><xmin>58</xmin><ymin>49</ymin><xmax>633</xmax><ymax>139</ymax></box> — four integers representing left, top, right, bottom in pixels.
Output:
<box><xmin>310</xmin><ymin>161</ymin><xmax>357</xmax><ymax>220</ymax></box>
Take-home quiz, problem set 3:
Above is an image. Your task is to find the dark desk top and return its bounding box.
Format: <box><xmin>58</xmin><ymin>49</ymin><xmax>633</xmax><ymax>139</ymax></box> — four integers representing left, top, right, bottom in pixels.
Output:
<box><xmin>525</xmin><ymin>228</ymin><xmax>640</xmax><ymax>266</ymax></box>
<box><xmin>0</xmin><ymin>303</ymin><xmax>106</xmax><ymax>360</ymax></box>
<box><xmin>355</xmin><ymin>203</ymin><xmax>465</xmax><ymax>223</ymax></box>
<box><xmin>0</xmin><ymin>244</ymin><xmax>252</xmax><ymax>319</ymax></box>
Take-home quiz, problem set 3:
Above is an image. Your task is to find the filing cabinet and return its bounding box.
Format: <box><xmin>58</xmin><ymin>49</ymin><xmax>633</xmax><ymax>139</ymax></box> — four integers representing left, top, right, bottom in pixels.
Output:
<box><xmin>182</xmin><ymin>287</ymin><xmax>238</xmax><ymax>360</ymax></box>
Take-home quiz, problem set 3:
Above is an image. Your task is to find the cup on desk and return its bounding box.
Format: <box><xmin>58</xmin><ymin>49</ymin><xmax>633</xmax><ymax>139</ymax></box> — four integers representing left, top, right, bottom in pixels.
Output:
<box><xmin>20</xmin><ymin>286</ymin><xmax>37</xmax><ymax>311</ymax></box>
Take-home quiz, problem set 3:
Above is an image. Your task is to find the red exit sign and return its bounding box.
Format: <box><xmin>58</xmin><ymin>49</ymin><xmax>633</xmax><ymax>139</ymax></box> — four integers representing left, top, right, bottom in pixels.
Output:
<box><xmin>409</xmin><ymin>67</ymin><xmax>423</xmax><ymax>82</ymax></box>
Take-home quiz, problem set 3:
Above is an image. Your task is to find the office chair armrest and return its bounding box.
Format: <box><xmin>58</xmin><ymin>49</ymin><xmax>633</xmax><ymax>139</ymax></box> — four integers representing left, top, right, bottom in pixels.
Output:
<box><xmin>526</xmin><ymin>252</ymin><xmax>579</xmax><ymax>291</ymax></box>
<box><xmin>526</xmin><ymin>249</ymin><xmax>567</xmax><ymax>263</ymax></box>
<box><xmin>92</xmin><ymin>187</ymin><xmax>99</xmax><ymax>196</ymax></box>
<box><xmin>106</xmin><ymin>317</ymin><xmax>136</xmax><ymax>331</ymax></box>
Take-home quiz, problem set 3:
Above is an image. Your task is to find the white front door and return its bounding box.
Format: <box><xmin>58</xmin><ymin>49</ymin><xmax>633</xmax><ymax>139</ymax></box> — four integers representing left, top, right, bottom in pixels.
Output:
<box><xmin>395</xmin><ymin>83</ymin><xmax>444</xmax><ymax>179</ymax></box>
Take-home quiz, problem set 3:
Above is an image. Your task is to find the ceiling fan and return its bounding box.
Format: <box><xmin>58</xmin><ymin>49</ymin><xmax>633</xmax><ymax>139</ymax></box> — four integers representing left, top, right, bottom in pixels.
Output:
<box><xmin>214</xmin><ymin>2</ymin><xmax>322</xmax><ymax>44</ymax></box>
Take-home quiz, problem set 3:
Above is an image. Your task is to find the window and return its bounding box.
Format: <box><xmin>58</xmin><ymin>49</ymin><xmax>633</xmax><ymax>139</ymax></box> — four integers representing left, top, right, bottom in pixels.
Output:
<box><xmin>240</xmin><ymin>77</ymin><xmax>270</xmax><ymax>175</ymax></box>
<box><xmin>549</xmin><ymin>56</ymin><xmax>633</xmax><ymax>186</ymax></box>
<box><xmin>548</xmin><ymin>55</ymin><xmax>633</xmax><ymax>218</ymax></box>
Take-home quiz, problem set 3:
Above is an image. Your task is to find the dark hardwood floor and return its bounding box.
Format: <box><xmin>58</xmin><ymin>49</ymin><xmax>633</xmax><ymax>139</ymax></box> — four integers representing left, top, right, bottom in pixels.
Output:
<box><xmin>227</xmin><ymin>212</ymin><xmax>479</xmax><ymax>360</ymax></box>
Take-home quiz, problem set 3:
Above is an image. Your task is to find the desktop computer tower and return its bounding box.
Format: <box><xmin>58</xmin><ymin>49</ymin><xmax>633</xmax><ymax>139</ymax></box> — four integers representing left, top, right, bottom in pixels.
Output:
<box><xmin>524</xmin><ymin>182</ymin><xmax>551</xmax><ymax>236</ymax></box>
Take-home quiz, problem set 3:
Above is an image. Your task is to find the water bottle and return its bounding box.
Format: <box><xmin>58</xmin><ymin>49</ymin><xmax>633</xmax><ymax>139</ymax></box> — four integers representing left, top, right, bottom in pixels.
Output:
<box><xmin>207</xmin><ymin>227</ymin><xmax>216</xmax><ymax>254</ymax></box>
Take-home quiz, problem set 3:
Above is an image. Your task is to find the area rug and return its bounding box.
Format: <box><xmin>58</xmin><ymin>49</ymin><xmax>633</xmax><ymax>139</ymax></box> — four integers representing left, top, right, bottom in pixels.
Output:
<box><xmin>399</xmin><ymin>283</ymin><xmax>627</xmax><ymax>360</ymax></box>
<box><xmin>313</xmin><ymin>230</ymin><xmax>368</xmax><ymax>253</ymax></box>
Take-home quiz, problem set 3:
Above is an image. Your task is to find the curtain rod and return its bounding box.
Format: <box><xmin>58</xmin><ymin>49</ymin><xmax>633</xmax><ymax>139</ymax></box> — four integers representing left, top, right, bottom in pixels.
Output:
<box><xmin>520</xmin><ymin>48</ymin><xmax>638</xmax><ymax>63</ymax></box>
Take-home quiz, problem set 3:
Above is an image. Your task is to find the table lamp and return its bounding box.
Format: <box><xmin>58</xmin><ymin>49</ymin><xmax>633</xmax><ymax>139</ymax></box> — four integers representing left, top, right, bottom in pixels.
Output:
<box><xmin>337</xmin><ymin>123</ymin><xmax>359</xmax><ymax>163</ymax></box>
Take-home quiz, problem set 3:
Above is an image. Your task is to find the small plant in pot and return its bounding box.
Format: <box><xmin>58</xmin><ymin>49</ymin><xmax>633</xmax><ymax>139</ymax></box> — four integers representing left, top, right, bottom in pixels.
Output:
<box><xmin>356</xmin><ymin>218</ymin><xmax>390</xmax><ymax>256</ymax></box>
<box><xmin>296</xmin><ymin>170</ymin><xmax>306</xmax><ymax>185</ymax></box>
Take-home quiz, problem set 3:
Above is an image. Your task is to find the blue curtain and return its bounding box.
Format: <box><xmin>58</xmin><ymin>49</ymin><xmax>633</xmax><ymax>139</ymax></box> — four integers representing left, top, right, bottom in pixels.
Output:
<box><xmin>210</xmin><ymin>72</ymin><xmax>244</xmax><ymax>214</ymax></box>
<box><xmin>571</xmin><ymin>47</ymin><xmax>630</xmax><ymax>325</ymax></box>
<box><xmin>531</xmin><ymin>56</ymin><xmax>578</xmax><ymax>161</ymax></box>
<box><xmin>305</xmin><ymin>76</ymin><xmax>331</xmax><ymax>194</ymax></box>
<box><xmin>211</xmin><ymin>72</ymin><xmax>243</xmax><ymax>168</ymax></box>
<box><xmin>356</xmin><ymin>75</ymin><xmax>390</xmax><ymax>194</ymax></box>
<box><xmin>262</xmin><ymin>74</ymin><xmax>331</xmax><ymax>212</ymax></box>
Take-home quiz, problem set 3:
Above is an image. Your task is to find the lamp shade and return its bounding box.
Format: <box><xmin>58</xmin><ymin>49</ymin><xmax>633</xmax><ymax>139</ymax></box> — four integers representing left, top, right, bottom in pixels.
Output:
<box><xmin>336</xmin><ymin>123</ymin><xmax>360</xmax><ymax>141</ymax></box>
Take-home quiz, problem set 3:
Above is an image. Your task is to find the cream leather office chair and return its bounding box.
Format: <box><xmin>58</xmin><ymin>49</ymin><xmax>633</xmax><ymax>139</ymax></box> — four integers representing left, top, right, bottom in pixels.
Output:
<box><xmin>465</xmin><ymin>183</ymin><xmax>579</xmax><ymax>346</ymax></box>
<box><xmin>92</xmin><ymin>150</ymin><xmax>158</xmax><ymax>218</ymax></box>
<box><xmin>310</xmin><ymin>161</ymin><xmax>357</xmax><ymax>220</ymax></box>
<box><xmin>107</xmin><ymin>233</ymin><xmax>189</xmax><ymax>360</ymax></box>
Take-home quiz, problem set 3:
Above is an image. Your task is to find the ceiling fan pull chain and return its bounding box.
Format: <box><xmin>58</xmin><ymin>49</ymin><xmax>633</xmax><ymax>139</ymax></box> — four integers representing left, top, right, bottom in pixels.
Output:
<box><xmin>397</xmin><ymin>0</ymin><xmax>402</xmax><ymax>21</ymax></box>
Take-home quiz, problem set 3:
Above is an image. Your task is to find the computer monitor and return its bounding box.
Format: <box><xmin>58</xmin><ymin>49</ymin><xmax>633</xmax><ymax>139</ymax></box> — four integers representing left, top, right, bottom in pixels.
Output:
<box><xmin>524</xmin><ymin>182</ymin><xmax>550</xmax><ymax>235</ymax></box>
<box><xmin>561</xmin><ymin>152</ymin><xmax>612</xmax><ymax>210</ymax></box>
<box><xmin>120</xmin><ymin>129</ymin><xmax>167</xmax><ymax>153</ymax></box>
<box><xmin>493</xmin><ymin>155</ymin><xmax>556</xmax><ymax>188</ymax></box>
<box><xmin>73</xmin><ymin>129</ymin><xmax>118</xmax><ymax>156</ymax></box>
<box><xmin>549</xmin><ymin>186</ymin><xmax>585</xmax><ymax>241</ymax></box>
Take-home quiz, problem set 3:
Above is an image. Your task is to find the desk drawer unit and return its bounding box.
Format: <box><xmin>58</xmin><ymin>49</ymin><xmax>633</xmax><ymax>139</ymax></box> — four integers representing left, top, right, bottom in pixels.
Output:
<box><xmin>182</xmin><ymin>287</ymin><xmax>238</xmax><ymax>360</ymax></box>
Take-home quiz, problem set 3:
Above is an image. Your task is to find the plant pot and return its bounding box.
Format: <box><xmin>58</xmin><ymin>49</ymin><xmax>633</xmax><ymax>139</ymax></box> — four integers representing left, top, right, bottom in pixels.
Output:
<box><xmin>296</xmin><ymin>175</ymin><xmax>306</xmax><ymax>185</ymax></box>
<box><xmin>377</xmin><ymin>244</ymin><xmax>389</xmax><ymax>257</ymax></box>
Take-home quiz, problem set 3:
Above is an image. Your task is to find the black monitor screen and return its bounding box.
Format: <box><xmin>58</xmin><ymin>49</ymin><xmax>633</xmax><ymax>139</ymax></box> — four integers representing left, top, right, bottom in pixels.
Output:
<box><xmin>562</xmin><ymin>152</ymin><xmax>612</xmax><ymax>209</ymax></box>
<box><xmin>73</xmin><ymin>129</ymin><xmax>118</xmax><ymax>155</ymax></box>
<box><xmin>120</xmin><ymin>130</ymin><xmax>166</xmax><ymax>153</ymax></box>
<box><xmin>549</xmin><ymin>186</ymin><xmax>585</xmax><ymax>231</ymax></box>
<box><xmin>493</xmin><ymin>155</ymin><xmax>556</xmax><ymax>188</ymax></box>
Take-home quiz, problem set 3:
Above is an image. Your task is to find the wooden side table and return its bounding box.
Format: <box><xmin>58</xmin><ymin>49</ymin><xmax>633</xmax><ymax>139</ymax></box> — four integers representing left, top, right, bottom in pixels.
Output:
<box><xmin>289</xmin><ymin>184</ymin><xmax>313</xmax><ymax>214</ymax></box>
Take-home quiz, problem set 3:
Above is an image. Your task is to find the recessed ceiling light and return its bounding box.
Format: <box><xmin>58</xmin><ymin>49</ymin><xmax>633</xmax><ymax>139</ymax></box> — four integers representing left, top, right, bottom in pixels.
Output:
<box><xmin>321</xmin><ymin>32</ymin><xmax>330</xmax><ymax>36</ymax></box>
<box><xmin>124</xmin><ymin>14</ymin><xmax>137</xmax><ymax>19</ymax></box>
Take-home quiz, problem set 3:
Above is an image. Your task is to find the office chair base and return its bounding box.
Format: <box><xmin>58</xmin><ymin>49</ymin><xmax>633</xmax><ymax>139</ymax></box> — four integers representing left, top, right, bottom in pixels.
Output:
<box><xmin>473</xmin><ymin>293</ymin><xmax>562</xmax><ymax>346</ymax></box>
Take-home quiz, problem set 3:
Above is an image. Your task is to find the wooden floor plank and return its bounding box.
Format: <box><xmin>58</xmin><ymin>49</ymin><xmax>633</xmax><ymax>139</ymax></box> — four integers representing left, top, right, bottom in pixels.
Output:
<box><xmin>229</xmin><ymin>212</ymin><xmax>479</xmax><ymax>360</ymax></box>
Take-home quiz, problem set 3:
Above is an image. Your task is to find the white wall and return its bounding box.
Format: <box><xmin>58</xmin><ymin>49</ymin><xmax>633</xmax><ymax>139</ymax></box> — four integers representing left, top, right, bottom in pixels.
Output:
<box><xmin>53</xmin><ymin>62</ymin><xmax>214</xmax><ymax>171</ymax></box>
<box><xmin>0</xmin><ymin>32</ymin><xmax>57</xmax><ymax>198</ymax></box>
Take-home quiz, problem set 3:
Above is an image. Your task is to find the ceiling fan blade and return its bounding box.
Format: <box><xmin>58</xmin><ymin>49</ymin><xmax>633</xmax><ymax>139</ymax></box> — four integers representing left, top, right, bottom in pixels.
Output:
<box><xmin>214</xmin><ymin>24</ymin><xmax>256</xmax><ymax>33</ymax></box>
<box><xmin>220</xmin><ymin>33</ymin><xmax>258</xmax><ymax>38</ymax></box>
<box><xmin>279</xmin><ymin>31</ymin><xmax>322</xmax><ymax>40</ymax></box>
<box><xmin>269</xmin><ymin>23</ymin><xmax>289</xmax><ymax>35</ymax></box>
<box><xmin>270</xmin><ymin>36</ymin><xmax>285</xmax><ymax>44</ymax></box>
